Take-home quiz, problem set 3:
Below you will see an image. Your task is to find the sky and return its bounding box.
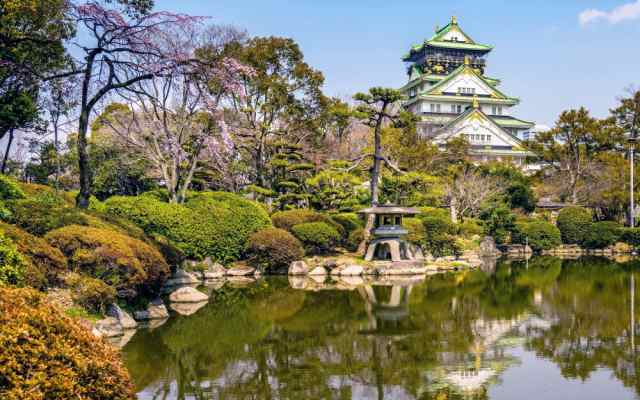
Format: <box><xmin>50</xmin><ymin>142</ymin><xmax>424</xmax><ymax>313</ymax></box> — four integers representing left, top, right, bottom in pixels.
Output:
<box><xmin>146</xmin><ymin>1</ymin><xmax>637</xmax><ymax>126</ymax></box>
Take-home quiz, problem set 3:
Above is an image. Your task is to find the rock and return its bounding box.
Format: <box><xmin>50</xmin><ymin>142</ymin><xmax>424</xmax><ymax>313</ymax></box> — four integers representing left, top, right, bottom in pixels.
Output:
<box><xmin>106</xmin><ymin>304</ymin><xmax>137</xmax><ymax>330</ymax></box>
<box><xmin>288</xmin><ymin>260</ymin><xmax>309</xmax><ymax>275</ymax></box>
<box><xmin>107</xmin><ymin>328</ymin><xmax>136</xmax><ymax>348</ymax></box>
<box><xmin>134</xmin><ymin>298</ymin><xmax>169</xmax><ymax>320</ymax></box>
<box><xmin>93</xmin><ymin>317</ymin><xmax>124</xmax><ymax>338</ymax></box>
<box><xmin>336</xmin><ymin>276</ymin><xmax>364</xmax><ymax>286</ymax></box>
<box><xmin>203</xmin><ymin>263</ymin><xmax>226</xmax><ymax>280</ymax></box>
<box><xmin>479</xmin><ymin>236</ymin><xmax>501</xmax><ymax>257</ymax></box>
<box><xmin>612</xmin><ymin>242</ymin><xmax>632</xmax><ymax>254</ymax></box>
<box><xmin>170</xmin><ymin>300</ymin><xmax>208</xmax><ymax>316</ymax></box>
<box><xmin>165</xmin><ymin>268</ymin><xmax>200</xmax><ymax>286</ymax></box>
<box><xmin>169</xmin><ymin>286</ymin><xmax>209</xmax><ymax>303</ymax></box>
<box><xmin>323</xmin><ymin>259</ymin><xmax>338</xmax><ymax>269</ymax></box>
<box><xmin>308</xmin><ymin>274</ymin><xmax>326</xmax><ymax>284</ymax></box>
<box><xmin>337</xmin><ymin>264</ymin><xmax>364</xmax><ymax>276</ymax></box>
<box><xmin>146</xmin><ymin>318</ymin><xmax>168</xmax><ymax>330</ymax></box>
<box><xmin>226</xmin><ymin>264</ymin><xmax>256</xmax><ymax>276</ymax></box>
<box><xmin>308</xmin><ymin>266</ymin><xmax>327</xmax><ymax>276</ymax></box>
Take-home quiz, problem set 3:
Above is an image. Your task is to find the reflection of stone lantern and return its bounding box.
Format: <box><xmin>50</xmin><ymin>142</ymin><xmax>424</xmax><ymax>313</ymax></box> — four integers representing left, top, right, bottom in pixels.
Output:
<box><xmin>358</xmin><ymin>205</ymin><xmax>424</xmax><ymax>263</ymax></box>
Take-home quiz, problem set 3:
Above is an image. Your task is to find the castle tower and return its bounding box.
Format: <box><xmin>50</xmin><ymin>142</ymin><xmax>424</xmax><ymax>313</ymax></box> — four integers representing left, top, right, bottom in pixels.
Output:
<box><xmin>401</xmin><ymin>17</ymin><xmax>535</xmax><ymax>167</ymax></box>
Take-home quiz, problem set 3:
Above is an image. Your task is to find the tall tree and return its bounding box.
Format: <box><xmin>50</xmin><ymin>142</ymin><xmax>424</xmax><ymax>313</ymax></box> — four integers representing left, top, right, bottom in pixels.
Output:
<box><xmin>220</xmin><ymin>36</ymin><xmax>326</xmax><ymax>189</ymax></box>
<box><xmin>352</xmin><ymin>87</ymin><xmax>408</xmax><ymax>247</ymax></box>
<box><xmin>62</xmin><ymin>2</ymin><xmax>201</xmax><ymax>207</ymax></box>
<box><xmin>611</xmin><ymin>89</ymin><xmax>640</xmax><ymax>226</ymax></box>
<box><xmin>96</xmin><ymin>25</ymin><xmax>250</xmax><ymax>203</ymax></box>
<box><xmin>526</xmin><ymin>108</ymin><xmax>606</xmax><ymax>204</ymax></box>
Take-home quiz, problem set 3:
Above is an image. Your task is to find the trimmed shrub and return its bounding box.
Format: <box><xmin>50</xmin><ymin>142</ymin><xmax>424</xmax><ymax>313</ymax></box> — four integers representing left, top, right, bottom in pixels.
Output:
<box><xmin>271</xmin><ymin>209</ymin><xmax>344</xmax><ymax>237</ymax></box>
<box><xmin>581</xmin><ymin>221</ymin><xmax>623</xmax><ymax>249</ymax></box>
<box><xmin>0</xmin><ymin>288</ymin><xmax>134</xmax><ymax>398</ymax></box>
<box><xmin>331</xmin><ymin>212</ymin><xmax>363</xmax><ymax>234</ymax></box>
<box><xmin>291</xmin><ymin>222</ymin><xmax>341</xmax><ymax>254</ymax></box>
<box><xmin>404</xmin><ymin>217</ymin><xmax>426</xmax><ymax>245</ymax></box>
<box><xmin>64</xmin><ymin>272</ymin><xmax>116</xmax><ymax>313</ymax></box>
<box><xmin>46</xmin><ymin>225</ymin><xmax>170</xmax><ymax>300</ymax></box>
<box><xmin>0</xmin><ymin>230</ymin><xmax>26</xmax><ymax>286</ymax></box>
<box><xmin>245</xmin><ymin>228</ymin><xmax>304</xmax><ymax>273</ymax></box>
<box><xmin>104</xmin><ymin>193</ymin><xmax>270</xmax><ymax>263</ymax></box>
<box><xmin>346</xmin><ymin>228</ymin><xmax>364</xmax><ymax>252</ymax></box>
<box><xmin>480</xmin><ymin>204</ymin><xmax>516</xmax><ymax>244</ymax></box>
<box><xmin>459</xmin><ymin>218</ymin><xmax>484</xmax><ymax>236</ymax></box>
<box><xmin>421</xmin><ymin>216</ymin><xmax>460</xmax><ymax>257</ymax></box>
<box><xmin>512</xmin><ymin>220</ymin><xmax>561</xmax><ymax>251</ymax></box>
<box><xmin>0</xmin><ymin>175</ymin><xmax>25</xmax><ymax>201</ymax></box>
<box><xmin>621</xmin><ymin>228</ymin><xmax>640</xmax><ymax>248</ymax></box>
<box><xmin>556</xmin><ymin>206</ymin><xmax>592</xmax><ymax>244</ymax></box>
<box><xmin>3</xmin><ymin>196</ymin><xmax>88</xmax><ymax>236</ymax></box>
<box><xmin>0</xmin><ymin>223</ymin><xmax>67</xmax><ymax>289</ymax></box>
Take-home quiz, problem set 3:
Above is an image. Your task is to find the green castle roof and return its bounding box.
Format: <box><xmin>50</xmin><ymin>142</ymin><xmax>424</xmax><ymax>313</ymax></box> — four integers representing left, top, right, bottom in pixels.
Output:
<box><xmin>403</xmin><ymin>17</ymin><xmax>493</xmax><ymax>61</ymax></box>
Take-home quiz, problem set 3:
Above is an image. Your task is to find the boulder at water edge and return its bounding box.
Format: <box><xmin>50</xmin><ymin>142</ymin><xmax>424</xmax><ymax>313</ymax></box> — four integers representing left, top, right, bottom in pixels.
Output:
<box><xmin>203</xmin><ymin>263</ymin><xmax>226</xmax><ymax>280</ymax></box>
<box><xmin>92</xmin><ymin>317</ymin><xmax>124</xmax><ymax>338</ymax></box>
<box><xmin>165</xmin><ymin>268</ymin><xmax>201</xmax><ymax>286</ymax></box>
<box><xmin>169</xmin><ymin>286</ymin><xmax>209</xmax><ymax>303</ymax></box>
<box><xmin>226</xmin><ymin>264</ymin><xmax>256</xmax><ymax>276</ymax></box>
<box><xmin>309</xmin><ymin>266</ymin><xmax>327</xmax><ymax>276</ymax></box>
<box><xmin>106</xmin><ymin>303</ymin><xmax>137</xmax><ymax>329</ymax></box>
<box><xmin>288</xmin><ymin>260</ymin><xmax>309</xmax><ymax>275</ymax></box>
<box><xmin>134</xmin><ymin>298</ymin><xmax>169</xmax><ymax>320</ymax></box>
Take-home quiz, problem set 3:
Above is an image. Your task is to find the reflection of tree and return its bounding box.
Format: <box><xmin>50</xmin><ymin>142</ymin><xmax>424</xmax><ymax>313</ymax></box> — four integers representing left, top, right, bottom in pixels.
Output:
<box><xmin>525</xmin><ymin>258</ymin><xmax>639</xmax><ymax>394</ymax></box>
<box><xmin>122</xmin><ymin>258</ymin><xmax>640</xmax><ymax>399</ymax></box>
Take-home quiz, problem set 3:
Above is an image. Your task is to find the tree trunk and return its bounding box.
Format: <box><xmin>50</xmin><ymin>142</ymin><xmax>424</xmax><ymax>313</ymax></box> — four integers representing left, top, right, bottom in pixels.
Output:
<box><xmin>54</xmin><ymin>121</ymin><xmax>60</xmax><ymax>192</ymax></box>
<box><xmin>1</xmin><ymin>129</ymin><xmax>14</xmax><ymax>174</ymax></box>
<box><xmin>76</xmin><ymin>107</ymin><xmax>91</xmax><ymax>208</ymax></box>
<box><xmin>450</xmin><ymin>200</ymin><xmax>458</xmax><ymax>224</ymax></box>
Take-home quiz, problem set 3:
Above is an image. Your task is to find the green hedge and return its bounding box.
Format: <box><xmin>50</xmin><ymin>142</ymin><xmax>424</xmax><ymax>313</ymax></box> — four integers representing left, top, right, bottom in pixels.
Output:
<box><xmin>245</xmin><ymin>228</ymin><xmax>304</xmax><ymax>273</ymax></box>
<box><xmin>330</xmin><ymin>212</ymin><xmax>363</xmax><ymax>234</ymax></box>
<box><xmin>621</xmin><ymin>228</ymin><xmax>640</xmax><ymax>248</ymax></box>
<box><xmin>0</xmin><ymin>230</ymin><xmax>26</xmax><ymax>286</ymax></box>
<box><xmin>556</xmin><ymin>206</ymin><xmax>592</xmax><ymax>244</ymax></box>
<box><xmin>104</xmin><ymin>192</ymin><xmax>270</xmax><ymax>263</ymax></box>
<box><xmin>512</xmin><ymin>220</ymin><xmax>561</xmax><ymax>251</ymax></box>
<box><xmin>271</xmin><ymin>209</ymin><xmax>345</xmax><ymax>238</ymax></box>
<box><xmin>581</xmin><ymin>221</ymin><xmax>622</xmax><ymax>249</ymax></box>
<box><xmin>291</xmin><ymin>222</ymin><xmax>341</xmax><ymax>254</ymax></box>
<box><xmin>0</xmin><ymin>175</ymin><xmax>25</xmax><ymax>201</ymax></box>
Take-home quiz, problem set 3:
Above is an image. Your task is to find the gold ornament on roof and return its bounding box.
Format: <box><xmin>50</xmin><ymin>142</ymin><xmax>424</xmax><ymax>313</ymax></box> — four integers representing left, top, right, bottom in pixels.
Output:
<box><xmin>451</xmin><ymin>16</ymin><xmax>457</xmax><ymax>25</ymax></box>
<box><xmin>472</xmin><ymin>96</ymin><xmax>480</xmax><ymax>109</ymax></box>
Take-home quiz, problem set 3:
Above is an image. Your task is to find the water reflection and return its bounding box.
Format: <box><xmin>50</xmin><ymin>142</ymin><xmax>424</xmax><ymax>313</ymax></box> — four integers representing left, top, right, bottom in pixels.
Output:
<box><xmin>123</xmin><ymin>257</ymin><xmax>640</xmax><ymax>400</ymax></box>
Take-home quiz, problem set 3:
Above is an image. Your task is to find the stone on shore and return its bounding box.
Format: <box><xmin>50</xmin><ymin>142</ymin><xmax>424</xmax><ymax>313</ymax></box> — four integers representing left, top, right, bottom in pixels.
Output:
<box><xmin>331</xmin><ymin>264</ymin><xmax>364</xmax><ymax>276</ymax></box>
<box><xmin>106</xmin><ymin>303</ymin><xmax>137</xmax><ymax>329</ymax></box>
<box><xmin>92</xmin><ymin>317</ymin><xmax>124</xmax><ymax>338</ymax></box>
<box><xmin>134</xmin><ymin>298</ymin><xmax>169</xmax><ymax>320</ymax></box>
<box><xmin>308</xmin><ymin>266</ymin><xmax>327</xmax><ymax>276</ymax></box>
<box><xmin>164</xmin><ymin>268</ymin><xmax>200</xmax><ymax>286</ymax></box>
<box><xmin>288</xmin><ymin>260</ymin><xmax>309</xmax><ymax>275</ymax></box>
<box><xmin>226</xmin><ymin>264</ymin><xmax>256</xmax><ymax>276</ymax></box>
<box><xmin>203</xmin><ymin>262</ymin><xmax>226</xmax><ymax>280</ymax></box>
<box><xmin>169</xmin><ymin>286</ymin><xmax>209</xmax><ymax>303</ymax></box>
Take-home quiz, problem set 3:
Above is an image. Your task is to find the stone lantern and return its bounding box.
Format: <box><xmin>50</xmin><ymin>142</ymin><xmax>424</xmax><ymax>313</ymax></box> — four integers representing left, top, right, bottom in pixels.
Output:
<box><xmin>358</xmin><ymin>205</ymin><xmax>424</xmax><ymax>262</ymax></box>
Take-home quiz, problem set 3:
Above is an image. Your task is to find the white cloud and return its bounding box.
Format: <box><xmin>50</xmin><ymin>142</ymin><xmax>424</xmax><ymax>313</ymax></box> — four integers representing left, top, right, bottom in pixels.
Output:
<box><xmin>579</xmin><ymin>0</ymin><xmax>640</xmax><ymax>26</ymax></box>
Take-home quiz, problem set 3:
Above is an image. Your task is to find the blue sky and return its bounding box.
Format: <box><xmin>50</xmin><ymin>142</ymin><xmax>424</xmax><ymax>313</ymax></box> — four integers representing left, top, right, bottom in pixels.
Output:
<box><xmin>155</xmin><ymin>0</ymin><xmax>640</xmax><ymax>127</ymax></box>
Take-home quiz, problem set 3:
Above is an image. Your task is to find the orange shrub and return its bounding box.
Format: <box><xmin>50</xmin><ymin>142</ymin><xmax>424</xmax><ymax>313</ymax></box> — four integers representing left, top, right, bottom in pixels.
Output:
<box><xmin>46</xmin><ymin>225</ymin><xmax>170</xmax><ymax>300</ymax></box>
<box><xmin>0</xmin><ymin>222</ymin><xmax>67</xmax><ymax>289</ymax></box>
<box><xmin>0</xmin><ymin>288</ymin><xmax>134</xmax><ymax>399</ymax></box>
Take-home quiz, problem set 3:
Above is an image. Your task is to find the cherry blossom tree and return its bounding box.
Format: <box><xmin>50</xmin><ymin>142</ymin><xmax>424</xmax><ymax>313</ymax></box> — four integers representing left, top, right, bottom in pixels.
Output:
<box><xmin>95</xmin><ymin>25</ymin><xmax>251</xmax><ymax>204</ymax></box>
<box><xmin>63</xmin><ymin>1</ymin><xmax>204</xmax><ymax>207</ymax></box>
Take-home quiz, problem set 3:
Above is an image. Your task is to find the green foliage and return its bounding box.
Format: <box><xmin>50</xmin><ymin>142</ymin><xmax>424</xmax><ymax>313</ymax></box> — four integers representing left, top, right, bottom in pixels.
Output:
<box><xmin>104</xmin><ymin>192</ymin><xmax>270</xmax><ymax>263</ymax></box>
<box><xmin>506</xmin><ymin>182</ymin><xmax>537</xmax><ymax>213</ymax></box>
<box><xmin>330</xmin><ymin>212</ymin><xmax>363</xmax><ymax>234</ymax></box>
<box><xmin>380</xmin><ymin>172</ymin><xmax>442</xmax><ymax>206</ymax></box>
<box><xmin>291</xmin><ymin>222</ymin><xmax>341</xmax><ymax>254</ymax></box>
<box><xmin>0</xmin><ymin>230</ymin><xmax>26</xmax><ymax>286</ymax></box>
<box><xmin>512</xmin><ymin>220</ymin><xmax>562</xmax><ymax>251</ymax></box>
<box><xmin>245</xmin><ymin>228</ymin><xmax>304</xmax><ymax>273</ymax></box>
<box><xmin>0</xmin><ymin>222</ymin><xmax>67</xmax><ymax>289</ymax></box>
<box><xmin>345</xmin><ymin>228</ymin><xmax>364</xmax><ymax>252</ymax></box>
<box><xmin>64</xmin><ymin>272</ymin><xmax>117</xmax><ymax>314</ymax></box>
<box><xmin>46</xmin><ymin>225</ymin><xmax>170</xmax><ymax>300</ymax></box>
<box><xmin>0</xmin><ymin>175</ymin><xmax>25</xmax><ymax>201</ymax></box>
<box><xmin>403</xmin><ymin>217</ymin><xmax>426</xmax><ymax>245</ymax></box>
<box><xmin>421</xmin><ymin>216</ymin><xmax>460</xmax><ymax>257</ymax></box>
<box><xmin>557</xmin><ymin>206</ymin><xmax>592</xmax><ymax>244</ymax></box>
<box><xmin>3</xmin><ymin>195</ymin><xmax>88</xmax><ymax>236</ymax></box>
<box><xmin>0</xmin><ymin>288</ymin><xmax>134</xmax><ymax>399</ymax></box>
<box><xmin>271</xmin><ymin>209</ymin><xmax>344</xmax><ymax>237</ymax></box>
<box><xmin>480</xmin><ymin>204</ymin><xmax>516</xmax><ymax>244</ymax></box>
<box><xmin>581</xmin><ymin>221</ymin><xmax>623</xmax><ymax>249</ymax></box>
<box><xmin>306</xmin><ymin>169</ymin><xmax>366</xmax><ymax>211</ymax></box>
<box><xmin>459</xmin><ymin>218</ymin><xmax>484</xmax><ymax>236</ymax></box>
<box><xmin>620</xmin><ymin>228</ymin><xmax>640</xmax><ymax>248</ymax></box>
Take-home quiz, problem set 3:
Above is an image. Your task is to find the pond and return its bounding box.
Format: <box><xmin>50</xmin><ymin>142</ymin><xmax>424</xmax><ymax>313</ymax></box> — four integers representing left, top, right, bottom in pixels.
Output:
<box><xmin>122</xmin><ymin>256</ymin><xmax>640</xmax><ymax>400</ymax></box>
